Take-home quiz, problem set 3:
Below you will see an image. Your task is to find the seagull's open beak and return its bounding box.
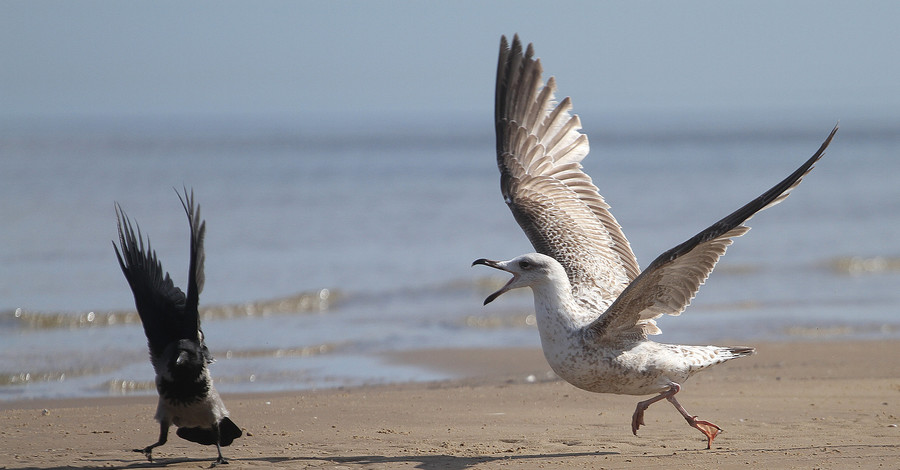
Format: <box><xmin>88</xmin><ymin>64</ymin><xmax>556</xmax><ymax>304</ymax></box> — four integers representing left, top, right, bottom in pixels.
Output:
<box><xmin>472</xmin><ymin>258</ymin><xmax>517</xmax><ymax>305</ymax></box>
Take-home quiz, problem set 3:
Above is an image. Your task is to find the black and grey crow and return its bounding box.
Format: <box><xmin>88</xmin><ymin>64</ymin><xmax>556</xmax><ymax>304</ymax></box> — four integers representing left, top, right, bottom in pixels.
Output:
<box><xmin>113</xmin><ymin>189</ymin><xmax>241</xmax><ymax>465</ymax></box>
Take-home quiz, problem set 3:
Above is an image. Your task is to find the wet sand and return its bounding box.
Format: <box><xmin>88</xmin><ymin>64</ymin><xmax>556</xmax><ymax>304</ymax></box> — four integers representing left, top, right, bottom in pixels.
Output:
<box><xmin>2</xmin><ymin>340</ymin><xmax>899</xmax><ymax>469</ymax></box>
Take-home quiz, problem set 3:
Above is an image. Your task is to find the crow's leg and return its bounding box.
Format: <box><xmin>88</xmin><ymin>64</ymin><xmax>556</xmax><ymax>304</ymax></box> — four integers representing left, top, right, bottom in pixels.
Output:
<box><xmin>134</xmin><ymin>420</ymin><xmax>169</xmax><ymax>462</ymax></box>
<box><xmin>211</xmin><ymin>421</ymin><xmax>228</xmax><ymax>466</ymax></box>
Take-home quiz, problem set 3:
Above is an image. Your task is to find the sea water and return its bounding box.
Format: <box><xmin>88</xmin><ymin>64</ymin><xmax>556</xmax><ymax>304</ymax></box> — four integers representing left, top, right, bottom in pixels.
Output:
<box><xmin>1</xmin><ymin>115</ymin><xmax>898</xmax><ymax>402</ymax></box>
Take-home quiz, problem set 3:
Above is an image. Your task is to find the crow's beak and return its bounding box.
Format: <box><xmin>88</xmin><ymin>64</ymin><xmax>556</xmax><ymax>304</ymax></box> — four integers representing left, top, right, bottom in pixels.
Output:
<box><xmin>472</xmin><ymin>258</ymin><xmax>516</xmax><ymax>305</ymax></box>
<box><xmin>176</xmin><ymin>350</ymin><xmax>189</xmax><ymax>366</ymax></box>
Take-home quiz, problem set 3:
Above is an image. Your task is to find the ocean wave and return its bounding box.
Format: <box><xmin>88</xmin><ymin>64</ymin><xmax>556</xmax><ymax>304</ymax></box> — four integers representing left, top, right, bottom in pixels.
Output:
<box><xmin>8</xmin><ymin>263</ymin><xmax>873</xmax><ymax>333</ymax></box>
<box><xmin>103</xmin><ymin>378</ymin><xmax>156</xmax><ymax>395</ymax></box>
<box><xmin>783</xmin><ymin>323</ymin><xmax>900</xmax><ymax>338</ymax></box>
<box><xmin>462</xmin><ymin>312</ymin><xmax>536</xmax><ymax>329</ymax></box>
<box><xmin>827</xmin><ymin>256</ymin><xmax>900</xmax><ymax>275</ymax></box>
<box><xmin>220</xmin><ymin>342</ymin><xmax>341</xmax><ymax>360</ymax></box>
<box><xmin>0</xmin><ymin>363</ymin><xmax>121</xmax><ymax>387</ymax></box>
<box><xmin>2</xmin><ymin>288</ymin><xmax>336</xmax><ymax>330</ymax></box>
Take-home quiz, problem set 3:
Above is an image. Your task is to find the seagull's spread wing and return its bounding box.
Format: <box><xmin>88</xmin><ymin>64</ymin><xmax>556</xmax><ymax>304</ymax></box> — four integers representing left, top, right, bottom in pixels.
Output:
<box><xmin>588</xmin><ymin>126</ymin><xmax>838</xmax><ymax>342</ymax></box>
<box><xmin>496</xmin><ymin>35</ymin><xmax>640</xmax><ymax>308</ymax></box>
<box><xmin>114</xmin><ymin>204</ymin><xmax>189</xmax><ymax>358</ymax></box>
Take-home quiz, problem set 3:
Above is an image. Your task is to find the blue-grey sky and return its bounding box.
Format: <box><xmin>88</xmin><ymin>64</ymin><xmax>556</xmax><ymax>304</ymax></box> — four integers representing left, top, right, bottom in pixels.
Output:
<box><xmin>2</xmin><ymin>1</ymin><xmax>898</xmax><ymax>124</ymax></box>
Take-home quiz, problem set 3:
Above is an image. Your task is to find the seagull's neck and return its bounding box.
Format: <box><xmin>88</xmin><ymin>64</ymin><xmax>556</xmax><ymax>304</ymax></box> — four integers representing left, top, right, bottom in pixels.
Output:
<box><xmin>530</xmin><ymin>278</ymin><xmax>592</xmax><ymax>333</ymax></box>
<box><xmin>528</xmin><ymin>278</ymin><xmax>597</xmax><ymax>374</ymax></box>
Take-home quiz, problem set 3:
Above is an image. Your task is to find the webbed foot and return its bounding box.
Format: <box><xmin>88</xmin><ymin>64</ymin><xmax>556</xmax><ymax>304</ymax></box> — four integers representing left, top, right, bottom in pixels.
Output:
<box><xmin>686</xmin><ymin>416</ymin><xmax>721</xmax><ymax>449</ymax></box>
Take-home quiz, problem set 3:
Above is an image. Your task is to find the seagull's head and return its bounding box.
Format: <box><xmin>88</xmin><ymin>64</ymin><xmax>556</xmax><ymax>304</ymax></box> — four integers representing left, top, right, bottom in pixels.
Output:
<box><xmin>472</xmin><ymin>253</ymin><xmax>566</xmax><ymax>305</ymax></box>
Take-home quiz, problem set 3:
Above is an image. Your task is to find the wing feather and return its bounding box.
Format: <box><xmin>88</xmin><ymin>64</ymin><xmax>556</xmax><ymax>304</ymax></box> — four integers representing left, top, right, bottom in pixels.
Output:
<box><xmin>113</xmin><ymin>204</ymin><xmax>187</xmax><ymax>358</ymax></box>
<box><xmin>496</xmin><ymin>35</ymin><xmax>640</xmax><ymax>307</ymax></box>
<box><xmin>177</xmin><ymin>187</ymin><xmax>206</xmax><ymax>340</ymax></box>
<box><xmin>113</xmin><ymin>189</ymin><xmax>210</xmax><ymax>359</ymax></box>
<box><xmin>177</xmin><ymin>188</ymin><xmax>214</xmax><ymax>363</ymax></box>
<box><xmin>588</xmin><ymin>125</ymin><xmax>838</xmax><ymax>342</ymax></box>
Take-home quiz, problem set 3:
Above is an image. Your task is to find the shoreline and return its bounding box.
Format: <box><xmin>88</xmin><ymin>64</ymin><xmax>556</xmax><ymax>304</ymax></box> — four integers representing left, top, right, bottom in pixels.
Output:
<box><xmin>2</xmin><ymin>340</ymin><xmax>899</xmax><ymax>468</ymax></box>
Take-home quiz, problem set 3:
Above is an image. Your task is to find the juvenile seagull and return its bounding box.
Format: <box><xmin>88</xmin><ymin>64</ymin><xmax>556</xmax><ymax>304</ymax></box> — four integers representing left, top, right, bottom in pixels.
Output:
<box><xmin>114</xmin><ymin>189</ymin><xmax>241</xmax><ymax>465</ymax></box>
<box><xmin>474</xmin><ymin>35</ymin><xmax>837</xmax><ymax>449</ymax></box>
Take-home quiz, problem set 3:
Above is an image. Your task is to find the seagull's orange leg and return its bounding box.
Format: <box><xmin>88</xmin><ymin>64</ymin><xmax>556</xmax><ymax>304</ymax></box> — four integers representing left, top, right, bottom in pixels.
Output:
<box><xmin>631</xmin><ymin>383</ymin><xmax>721</xmax><ymax>449</ymax></box>
<box><xmin>632</xmin><ymin>386</ymin><xmax>675</xmax><ymax>435</ymax></box>
<box><xmin>667</xmin><ymin>392</ymin><xmax>721</xmax><ymax>449</ymax></box>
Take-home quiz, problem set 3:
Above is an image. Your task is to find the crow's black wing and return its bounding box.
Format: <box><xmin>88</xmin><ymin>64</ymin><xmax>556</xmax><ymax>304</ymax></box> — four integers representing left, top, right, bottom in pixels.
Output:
<box><xmin>177</xmin><ymin>188</ymin><xmax>207</xmax><ymax>350</ymax></box>
<box><xmin>217</xmin><ymin>417</ymin><xmax>242</xmax><ymax>446</ymax></box>
<box><xmin>175</xmin><ymin>417</ymin><xmax>241</xmax><ymax>446</ymax></box>
<box><xmin>114</xmin><ymin>204</ymin><xmax>187</xmax><ymax>358</ymax></box>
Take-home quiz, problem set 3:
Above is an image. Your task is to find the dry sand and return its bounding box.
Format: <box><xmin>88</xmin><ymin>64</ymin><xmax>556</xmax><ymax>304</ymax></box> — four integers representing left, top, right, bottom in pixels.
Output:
<box><xmin>2</xmin><ymin>340</ymin><xmax>899</xmax><ymax>469</ymax></box>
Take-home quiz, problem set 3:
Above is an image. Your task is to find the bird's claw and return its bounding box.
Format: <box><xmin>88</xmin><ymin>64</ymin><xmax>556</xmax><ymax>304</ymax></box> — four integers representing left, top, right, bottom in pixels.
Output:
<box><xmin>133</xmin><ymin>447</ymin><xmax>153</xmax><ymax>462</ymax></box>
<box><xmin>631</xmin><ymin>408</ymin><xmax>646</xmax><ymax>435</ymax></box>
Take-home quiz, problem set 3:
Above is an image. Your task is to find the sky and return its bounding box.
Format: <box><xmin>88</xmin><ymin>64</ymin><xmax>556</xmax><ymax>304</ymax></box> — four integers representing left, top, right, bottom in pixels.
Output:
<box><xmin>2</xmin><ymin>1</ymin><xmax>899</xmax><ymax>126</ymax></box>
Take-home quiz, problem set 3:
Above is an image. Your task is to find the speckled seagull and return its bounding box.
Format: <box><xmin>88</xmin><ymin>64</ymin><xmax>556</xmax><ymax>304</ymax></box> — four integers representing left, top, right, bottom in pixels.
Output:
<box><xmin>473</xmin><ymin>35</ymin><xmax>837</xmax><ymax>449</ymax></box>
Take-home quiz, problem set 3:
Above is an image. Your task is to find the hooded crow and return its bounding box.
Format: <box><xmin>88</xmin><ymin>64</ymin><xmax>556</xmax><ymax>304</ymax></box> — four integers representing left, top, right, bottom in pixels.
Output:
<box><xmin>113</xmin><ymin>189</ymin><xmax>241</xmax><ymax>465</ymax></box>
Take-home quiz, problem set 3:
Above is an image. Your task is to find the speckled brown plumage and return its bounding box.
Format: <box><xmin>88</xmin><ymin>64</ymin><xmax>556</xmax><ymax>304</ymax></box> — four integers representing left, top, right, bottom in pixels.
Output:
<box><xmin>476</xmin><ymin>34</ymin><xmax>837</xmax><ymax>449</ymax></box>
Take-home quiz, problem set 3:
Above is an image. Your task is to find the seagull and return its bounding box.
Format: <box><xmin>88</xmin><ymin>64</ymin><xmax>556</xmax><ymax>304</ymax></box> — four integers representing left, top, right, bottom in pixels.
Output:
<box><xmin>114</xmin><ymin>189</ymin><xmax>242</xmax><ymax>465</ymax></box>
<box><xmin>473</xmin><ymin>35</ymin><xmax>837</xmax><ymax>449</ymax></box>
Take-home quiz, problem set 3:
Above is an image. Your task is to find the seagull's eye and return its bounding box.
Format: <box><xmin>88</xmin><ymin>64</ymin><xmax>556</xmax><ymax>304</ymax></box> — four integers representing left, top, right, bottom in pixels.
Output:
<box><xmin>518</xmin><ymin>260</ymin><xmax>531</xmax><ymax>270</ymax></box>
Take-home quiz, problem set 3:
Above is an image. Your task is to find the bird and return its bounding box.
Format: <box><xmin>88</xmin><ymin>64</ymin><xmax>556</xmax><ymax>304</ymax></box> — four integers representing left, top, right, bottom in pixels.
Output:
<box><xmin>473</xmin><ymin>34</ymin><xmax>837</xmax><ymax>449</ymax></box>
<box><xmin>113</xmin><ymin>189</ymin><xmax>242</xmax><ymax>465</ymax></box>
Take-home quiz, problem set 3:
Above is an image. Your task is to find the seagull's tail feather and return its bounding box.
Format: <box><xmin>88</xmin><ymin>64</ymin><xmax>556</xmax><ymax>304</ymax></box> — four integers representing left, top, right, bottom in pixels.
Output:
<box><xmin>725</xmin><ymin>346</ymin><xmax>756</xmax><ymax>359</ymax></box>
<box><xmin>685</xmin><ymin>345</ymin><xmax>756</xmax><ymax>376</ymax></box>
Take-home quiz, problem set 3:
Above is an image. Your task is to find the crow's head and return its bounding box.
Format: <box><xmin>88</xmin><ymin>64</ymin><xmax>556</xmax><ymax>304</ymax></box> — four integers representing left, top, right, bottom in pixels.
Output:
<box><xmin>168</xmin><ymin>339</ymin><xmax>205</xmax><ymax>379</ymax></box>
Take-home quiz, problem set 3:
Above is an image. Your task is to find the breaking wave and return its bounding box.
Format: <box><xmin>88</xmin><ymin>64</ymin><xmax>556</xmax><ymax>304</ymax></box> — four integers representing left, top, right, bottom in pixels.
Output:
<box><xmin>2</xmin><ymin>288</ymin><xmax>336</xmax><ymax>330</ymax></box>
<box><xmin>827</xmin><ymin>256</ymin><xmax>900</xmax><ymax>275</ymax></box>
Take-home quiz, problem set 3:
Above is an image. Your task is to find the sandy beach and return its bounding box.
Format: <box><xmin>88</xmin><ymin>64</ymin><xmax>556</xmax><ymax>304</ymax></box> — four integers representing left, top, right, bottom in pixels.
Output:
<box><xmin>2</xmin><ymin>340</ymin><xmax>898</xmax><ymax>469</ymax></box>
